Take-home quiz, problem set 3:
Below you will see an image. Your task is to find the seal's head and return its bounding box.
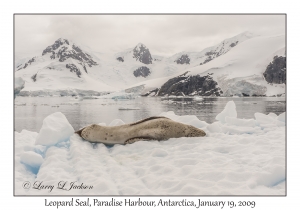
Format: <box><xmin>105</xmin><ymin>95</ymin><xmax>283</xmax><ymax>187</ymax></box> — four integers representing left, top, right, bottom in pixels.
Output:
<box><xmin>75</xmin><ymin>127</ymin><xmax>84</xmax><ymax>138</ymax></box>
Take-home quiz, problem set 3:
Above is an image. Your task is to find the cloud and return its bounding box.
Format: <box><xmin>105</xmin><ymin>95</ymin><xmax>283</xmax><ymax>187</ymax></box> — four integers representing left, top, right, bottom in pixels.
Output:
<box><xmin>15</xmin><ymin>14</ymin><xmax>285</xmax><ymax>57</ymax></box>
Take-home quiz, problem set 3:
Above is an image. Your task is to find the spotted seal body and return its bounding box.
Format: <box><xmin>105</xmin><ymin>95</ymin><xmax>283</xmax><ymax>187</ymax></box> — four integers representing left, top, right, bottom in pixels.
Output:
<box><xmin>75</xmin><ymin>116</ymin><xmax>206</xmax><ymax>145</ymax></box>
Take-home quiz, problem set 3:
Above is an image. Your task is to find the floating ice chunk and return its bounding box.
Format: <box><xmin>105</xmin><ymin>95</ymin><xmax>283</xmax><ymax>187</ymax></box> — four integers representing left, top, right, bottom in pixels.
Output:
<box><xmin>216</xmin><ymin>101</ymin><xmax>237</xmax><ymax>123</ymax></box>
<box><xmin>188</xmin><ymin>119</ymin><xmax>208</xmax><ymax>128</ymax></box>
<box><xmin>35</xmin><ymin>112</ymin><xmax>75</xmax><ymax>146</ymax></box>
<box><xmin>268</xmin><ymin>113</ymin><xmax>277</xmax><ymax>119</ymax></box>
<box><xmin>20</xmin><ymin>151</ymin><xmax>44</xmax><ymax>168</ymax></box>
<box><xmin>109</xmin><ymin>119</ymin><xmax>125</xmax><ymax>126</ymax></box>
<box><xmin>207</xmin><ymin>122</ymin><xmax>222</xmax><ymax>133</ymax></box>
<box><xmin>159</xmin><ymin>111</ymin><xmax>176</xmax><ymax>119</ymax></box>
<box><xmin>254</xmin><ymin>113</ymin><xmax>275</xmax><ymax>125</ymax></box>
<box><xmin>225</xmin><ymin>117</ymin><xmax>256</xmax><ymax>127</ymax></box>
<box><xmin>159</xmin><ymin>111</ymin><xmax>207</xmax><ymax>128</ymax></box>
<box><xmin>178</xmin><ymin>116</ymin><xmax>208</xmax><ymax>128</ymax></box>
<box><xmin>277</xmin><ymin>112</ymin><xmax>285</xmax><ymax>122</ymax></box>
<box><xmin>193</xmin><ymin>96</ymin><xmax>203</xmax><ymax>101</ymax></box>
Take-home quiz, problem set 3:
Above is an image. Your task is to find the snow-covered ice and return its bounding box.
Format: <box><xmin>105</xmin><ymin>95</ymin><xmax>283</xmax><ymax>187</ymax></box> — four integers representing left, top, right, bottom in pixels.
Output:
<box><xmin>35</xmin><ymin>112</ymin><xmax>75</xmax><ymax>146</ymax></box>
<box><xmin>109</xmin><ymin>119</ymin><xmax>125</xmax><ymax>126</ymax></box>
<box><xmin>20</xmin><ymin>151</ymin><xmax>44</xmax><ymax>168</ymax></box>
<box><xmin>215</xmin><ymin>100</ymin><xmax>237</xmax><ymax>123</ymax></box>
<box><xmin>15</xmin><ymin>101</ymin><xmax>285</xmax><ymax>195</ymax></box>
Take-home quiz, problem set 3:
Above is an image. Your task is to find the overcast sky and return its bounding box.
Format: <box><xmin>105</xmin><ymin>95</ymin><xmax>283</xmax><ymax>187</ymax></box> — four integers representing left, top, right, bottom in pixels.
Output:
<box><xmin>15</xmin><ymin>15</ymin><xmax>285</xmax><ymax>57</ymax></box>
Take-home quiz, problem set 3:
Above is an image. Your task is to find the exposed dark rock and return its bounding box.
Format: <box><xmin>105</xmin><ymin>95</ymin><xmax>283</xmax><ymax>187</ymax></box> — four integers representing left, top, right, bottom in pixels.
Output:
<box><xmin>28</xmin><ymin>57</ymin><xmax>35</xmax><ymax>65</ymax></box>
<box><xmin>133</xmin><ymin>66</ymin><xmax>151</xmax><ymax>78</ymax></box>
<box><xmin>199</xmin><ymin>41</ymin><xmax>239</xmax><ymax>65</ymax></box>
<box><xmin>66</xmin><ymin>64</ymin><xmax>81</xmax><ymax>78</ymax></box>
<box><xmin>42</xmin><ymin>38</ymin><xmax>69</xmax><ymax>56</ymax></box>
<box><xmin>133</xmin><ymin>44</ymin><xmax>153</xmax><ymax>64</ymax></box>
<box><xmin>202</xmin><ymin>55</ymin><xmax>213</xmax><ymax>65</ymax></box>
<box><xmin>205</xmin><ymin>51</ymin><xmax>214</xmax><ymax>56</ymax></box>
<box><xmin>50</xmin><ymin>52</ymin><xmax>55</xmax><ymax>59</ymax></box>
<box><xmin>242</xmin><ymin>93</ymin><xmax>249</xmax><ymax>97</ymax></box>
<box><xmin>230</xmin><ymin>41</ymin><xmax>238</xmax><ymax>47</ymax></box>
<box><xmin>175</xmin><ymin>54</ymin><xmax>190</xmax><ymax>64</ymax></box>
<box><xmin>263</xmin><ymin>55</ymin><xmax>286</xmax><ymax>84</ymax></box>
<box><xmin>141</xmin><ymin>88</ymin><xmax>159</xmax><ymax>97</ymax></box>
<box><xmin>19</xmin><ymin>57</ymin><xmax>36</xmax><ymax>70</ymax></box>
<box><xmin>156</xmin><ymin>72</ymin><xmax>222</xmax><ymax>96</ymax></box>
<box><xmin>57</xmin><ymin>44</ymin><xmax>98</xmax><ymax>67</ymax></box>
<box><xmin>83</xmin><ymin>65</ymin><xmax>88</xmax><ymax>73</ymax></box>
<box><xmin>117</xmin><ymin>57</ymin><xmax>124</xmax><ymax>62</ymax></box>
<box><xmin>31</xmin><ymin>73</ymin><xmax>37</xmax><ymax>82</ymax></box>
<box><xmin>42</xmin><ymin>39</ymin><xmax>98</xmax><ymax>68</ymax></box>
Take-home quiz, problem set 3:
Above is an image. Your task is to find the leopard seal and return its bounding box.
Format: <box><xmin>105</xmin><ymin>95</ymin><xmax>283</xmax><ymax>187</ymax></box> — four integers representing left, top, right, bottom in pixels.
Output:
<box><xmin>75</xmin><ymin>116</ymin><xmax>206</xmax><ymax>145</ymax></box>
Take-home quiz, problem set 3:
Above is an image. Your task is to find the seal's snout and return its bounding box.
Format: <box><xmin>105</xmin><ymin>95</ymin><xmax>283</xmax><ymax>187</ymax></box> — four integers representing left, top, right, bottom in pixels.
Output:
<box><xmin>75</xmin><ymin>128</ymin><xmax>84</xmax><ymax>138</ymax></box>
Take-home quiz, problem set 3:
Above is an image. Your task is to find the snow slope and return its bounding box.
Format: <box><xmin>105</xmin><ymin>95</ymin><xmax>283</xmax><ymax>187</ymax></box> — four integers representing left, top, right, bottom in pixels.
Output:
<box><xmin>15</xmin><ymin>101</ymin><xmax>285</xmax><ymax>195</ymax></box>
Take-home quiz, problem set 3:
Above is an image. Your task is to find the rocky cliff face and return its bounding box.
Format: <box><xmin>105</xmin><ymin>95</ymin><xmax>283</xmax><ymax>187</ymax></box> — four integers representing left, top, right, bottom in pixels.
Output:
<box><xmin>263</xmin><ymin>56</ymin><xmax>286</xmax><ymax>84</ymax></box>
<box><xmin>66</xmin><ymin>64</ymin><xmax>81</xmax><ymax>78</ymax></box>
<box><xmin>153</xmin><ymin>72</ymin><xmax>222</xmax><ymax>96</ymax></box>
<box><xmin>132</xmin><ymin>43</ymin><xmax>153</xmax><ymax>64</ymax></box>
<box><xmin>133</xmin><ymin>66</ymin><xmax>151</xmax><ymax>78</ymax></box>
<box><xmin>200</xmin><ymin>41</ymin><xmax>240</xmax><ymax>65</ymax></box>
<box><xmin>42</xmin><ymin>38</ymin><xmax>98</xmax><ymax>68</ymax></box>
<box><xmin>42</xmin><ymin>39</ymin><xmax>69</xmax><ymax>55</ymax></box>
<box><xmin>116</xmin><ymin>57</ymin><xmax>124</xmax><ymax>62</ymax></box>
<box><xmin>175</xmin><ymin>54</ymin><xmax>190</xmax><ymax>64</ymax></box>
<box><xmin>18</xmin><ymin>57</ymin><xmax>36</xmax><ymax>70</ymax></box>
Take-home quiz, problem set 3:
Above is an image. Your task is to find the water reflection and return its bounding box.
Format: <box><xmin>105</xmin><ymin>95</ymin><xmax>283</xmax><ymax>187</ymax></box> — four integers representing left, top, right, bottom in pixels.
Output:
<box><xmin>14</xmin><ymin>96</ymin><xmax>286</xmax><ymax>132</ymax></box>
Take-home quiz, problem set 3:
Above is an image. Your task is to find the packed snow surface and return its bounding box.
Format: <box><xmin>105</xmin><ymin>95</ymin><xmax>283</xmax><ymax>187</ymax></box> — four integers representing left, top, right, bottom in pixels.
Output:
<box><xmin>15</xmin><ymin>101</ymin><xmax>285</xmax><ymax>195</ymax></box>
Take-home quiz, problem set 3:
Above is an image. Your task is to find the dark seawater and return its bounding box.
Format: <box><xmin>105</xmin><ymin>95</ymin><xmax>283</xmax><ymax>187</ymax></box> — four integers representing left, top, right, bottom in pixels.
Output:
<box><xmin>14</xmin><ymin>96</ymin><xmax>286</xmax><ymax>132</ymax></box>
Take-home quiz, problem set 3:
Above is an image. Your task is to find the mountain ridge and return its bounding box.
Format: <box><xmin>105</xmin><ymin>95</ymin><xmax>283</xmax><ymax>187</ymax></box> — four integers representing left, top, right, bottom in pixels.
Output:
<box><xmin>15</xmin><ymin>32</ymin><xmax>285</xmax><ymax>97</ymax></box>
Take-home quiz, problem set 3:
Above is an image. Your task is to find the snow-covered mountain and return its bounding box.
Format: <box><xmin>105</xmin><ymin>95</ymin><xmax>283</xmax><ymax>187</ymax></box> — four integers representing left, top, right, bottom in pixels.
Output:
<box><xmin>15</xmin><ymin>32</ymin><xmax>286</xmax><ymax>97</ymax></box>
<box><xmin>15</xmin><ymin>38</ymin><xmax>117</xmax><ymax>96</ymax></box>
<box><xmin>134</xmin><ymin>34</ymin><xmax>286</xmax><ymax>97</ymax></box>
<box><xmin>167</xmin><ymin>31</ymin><xmax>255</xmax><ymax>65</ymax></box>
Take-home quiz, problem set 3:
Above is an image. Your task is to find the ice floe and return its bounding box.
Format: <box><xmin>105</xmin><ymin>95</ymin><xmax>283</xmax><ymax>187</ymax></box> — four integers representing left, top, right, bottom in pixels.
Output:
<box><xmin>15</xmin><ymin>101</ymin><xmax>285</xmax><ymax>195</ymax></box>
